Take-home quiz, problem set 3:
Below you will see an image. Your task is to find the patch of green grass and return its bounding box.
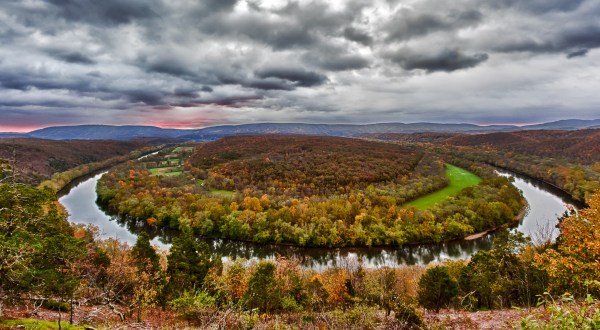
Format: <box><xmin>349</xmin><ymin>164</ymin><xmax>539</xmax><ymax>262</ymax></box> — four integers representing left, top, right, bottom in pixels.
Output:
<box><xmin>197</xmin><ymin>179</ymin><xmax>205</xmax><ymax>185</ymax></box>
<box><xmin>173</xmin><ymin>146</ymin><xmax>194</xmax><ymax>153</ymax></box>
<box><xmin>149</xmin><ymin>167</ymin><xmax>172</xmax><ymax>173</ymax></box>
<box><xmin>149</xmin><ymin>166</ymin><xmax>181</xmax><ymax>176</ymax></box>
<box><xmin>405</xmin><ymin>164</ymin><xmax>481</xmax><ymax>210</ymax></box>
<box><xmin>1</xmin><ymin>319</ymin><xmax>87</xmax><ymax>330</ymax></box>
<box><xmin>210</xmin><ymin>189</ymin><xmax>235</xmax><ymax>197</ymax></box>
<box><xmin>161</xmin><ymin>171</ymin><xmax>183</xmax><ymax>176</ymax></box>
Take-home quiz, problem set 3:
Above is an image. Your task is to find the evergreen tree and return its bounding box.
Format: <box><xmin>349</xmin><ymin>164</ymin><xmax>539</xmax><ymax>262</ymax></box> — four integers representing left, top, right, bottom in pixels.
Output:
<box><xmin>165</xmin><ymin>230</ymin><xmax>217</xmax><ymax>298</ymax></box>
<box><xmin>131</xmin><ymin>232</ymin><xmax>160</xmax><ymax>274</ymax></box>
<box><xmin>244</xmin><ymin>261</ymin><xmax>279</xmax><ymax>313</ymax></box>
<box><xmin>0</xmin><ymin>182</ymin><xmax>86</xmax><ymax>318</ymax></box>
<box><xmin>417</xmin><ymin>266</ymin><xmax>457</xmax><ymax>312</ymax></box>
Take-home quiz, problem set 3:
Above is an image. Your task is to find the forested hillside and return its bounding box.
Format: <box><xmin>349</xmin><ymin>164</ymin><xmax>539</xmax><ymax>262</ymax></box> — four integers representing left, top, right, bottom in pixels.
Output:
<box><xmin>445</xmin><ymin>129</ymin><xmax>600</xmax><ymax>164</ymax></box>
<box><xmin>0</xmin><ymin>138</ymin><xmax>160</xmax><ymax>184</ymax></box>
<box><xmin>190</xmin><ymin>135</ymin><xmax>422</xmax><ymax>195</ymax></box>
<box><xmin>369</xmin><ymin>130</ymin><xmax>600</xmax><ymax>202</ymax></box>
<box><xmin>368</xmin><ymin>129</ymin><xmax>600</xmax><ymax>164</ymax></box>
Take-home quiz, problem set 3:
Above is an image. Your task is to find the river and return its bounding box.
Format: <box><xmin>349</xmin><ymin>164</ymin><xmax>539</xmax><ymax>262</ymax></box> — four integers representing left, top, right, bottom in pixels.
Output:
<box><xmin>58</xmin><ymin>168</ymin><xmax>580</xmax><ymax>269</ymax></box>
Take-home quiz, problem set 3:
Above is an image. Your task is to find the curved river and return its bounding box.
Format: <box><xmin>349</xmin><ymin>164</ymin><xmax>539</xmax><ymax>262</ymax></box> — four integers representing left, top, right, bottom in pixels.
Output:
<box><xmin>58</xmin><ymin>169</ymin><xmax>581</xmax><ymax>270</ymax></box>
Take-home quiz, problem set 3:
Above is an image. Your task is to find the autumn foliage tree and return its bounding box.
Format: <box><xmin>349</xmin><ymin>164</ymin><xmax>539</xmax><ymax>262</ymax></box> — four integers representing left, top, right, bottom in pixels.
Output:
<box><xmin>536</xmin><ymin>191</ymin><xmax>600</xmax><ymax>298</ymax></box>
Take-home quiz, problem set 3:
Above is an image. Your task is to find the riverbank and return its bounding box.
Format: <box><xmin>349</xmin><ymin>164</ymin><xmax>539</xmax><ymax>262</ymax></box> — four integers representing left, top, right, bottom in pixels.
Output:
<box><xmin>484</xmin><ymin>162</ymin><xmax>588</xmax><ymax>208</ymax></box>
<box><xmin>464</xmin><ymin>200</ymin><xmax>528</xmax><ymax>241</ymax></box>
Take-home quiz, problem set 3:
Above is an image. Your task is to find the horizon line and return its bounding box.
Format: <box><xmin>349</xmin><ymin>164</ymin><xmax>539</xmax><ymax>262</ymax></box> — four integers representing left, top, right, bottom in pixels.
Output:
<box><xmin>1</xmin><ymin>118</ymin><xmax>599</xmax><ymax>134</ymax></box>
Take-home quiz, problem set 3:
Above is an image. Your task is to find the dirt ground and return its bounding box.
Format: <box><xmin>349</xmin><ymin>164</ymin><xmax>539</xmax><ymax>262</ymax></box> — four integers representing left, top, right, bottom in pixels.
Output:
<box><xmin>2</xmin><ymin>305</ymin><xmax>535</xmax><ymax>329</ymax></box>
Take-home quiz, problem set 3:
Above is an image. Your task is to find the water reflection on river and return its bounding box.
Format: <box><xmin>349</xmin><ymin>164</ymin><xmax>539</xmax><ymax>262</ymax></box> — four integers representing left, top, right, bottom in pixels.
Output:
<box><xmin>58</xmin><ymin>168</ymin><xmax>580</xmax><ymax>269</ymax></box>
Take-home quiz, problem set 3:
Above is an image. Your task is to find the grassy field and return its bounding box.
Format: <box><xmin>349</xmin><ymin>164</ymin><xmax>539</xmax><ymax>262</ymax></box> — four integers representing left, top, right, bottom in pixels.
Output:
<box><xmin>173</xmin><ymin>146</ymin><xmax>194</xmax><ymax>153</ymax></box>
<box><xmin>1</xmin><ymin>319</ymin><xmax>87</xmax><ymax>330</ymax></box>
<box><xmin>160</xmin><ymin>171</ymin><xmax>183</xmax><ymax>176</ymax></box>
<box><xmin>142</xmin><ymin>146</ymin><xmax>189</xmax><ymax>176</ymax></box>
<box><xmin>210</xmin><ymin>189</ymin><xmax>235</xmax><ymax>197</ymax></box>
<box><xmin>149</xmin><ymin>166</ymin><xmax>181</xmax><ymax>176</ymax></box>
<box><xmin>405</xmin><ymin>164</ymin><xmax>481</xmax><ymax>209</ymax></box>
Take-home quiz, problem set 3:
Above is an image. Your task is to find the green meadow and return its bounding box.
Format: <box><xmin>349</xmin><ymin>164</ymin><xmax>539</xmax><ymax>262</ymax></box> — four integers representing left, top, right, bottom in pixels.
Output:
<box><xmin>405</xmin><ymin>164</ymin><xmax>481</xmax><ymax>210</ymax></box>
<box><xmin>210</xmin><ymin>189</ymin><xmax>235</xmax><ymax>197</ymax></box>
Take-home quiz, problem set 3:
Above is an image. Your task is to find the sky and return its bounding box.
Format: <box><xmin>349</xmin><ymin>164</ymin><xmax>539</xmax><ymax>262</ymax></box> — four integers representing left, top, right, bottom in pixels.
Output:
<box><xmin>1</xmin><ymin>0</ymin><xmax>600</xmax><ymax>132</ymax></box>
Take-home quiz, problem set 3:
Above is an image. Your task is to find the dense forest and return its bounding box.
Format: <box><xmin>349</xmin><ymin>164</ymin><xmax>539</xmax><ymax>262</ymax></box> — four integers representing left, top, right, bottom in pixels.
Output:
<box><xmin>0</xmin><ymin>138</ymin><xmax>170</xmax><ymax>185</ymax></box>
<box><xmin>369</xmin><ymin>130</ymin><xmax>600</xmax><ymax>202</ymax></box>
<box><xmin>97</xmin><ymin>136</ymin><xmax>524</xmax><ymax>247</ymax></box>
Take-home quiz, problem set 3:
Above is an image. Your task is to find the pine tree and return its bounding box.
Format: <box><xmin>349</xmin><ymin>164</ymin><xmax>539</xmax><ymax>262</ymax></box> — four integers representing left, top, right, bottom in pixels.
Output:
<box><xmin>244</xmin><ymin>261</ymin><xmax>280</xmax><ymax>313</ymax></box>
<box><xmin>165</xmin><ymin>230</ymin><xmax>217</xmax><ymax>298</ymax></box>
<box><xmin>417</xmin><ymin>266</ymin><xmax>457</xmax><ymax>312</ymax></box>
<box><xmin>131</xmin><ymin>232</ymin><xmax>160</xmax><ymax>274</ymax></box>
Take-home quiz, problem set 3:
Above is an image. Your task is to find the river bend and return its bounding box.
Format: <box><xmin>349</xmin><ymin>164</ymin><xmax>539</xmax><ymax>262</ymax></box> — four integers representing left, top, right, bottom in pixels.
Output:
<box><xmin>58</xmin><ymin>169</ymin><xmax>579</xmax><ymax>269</ymax></box>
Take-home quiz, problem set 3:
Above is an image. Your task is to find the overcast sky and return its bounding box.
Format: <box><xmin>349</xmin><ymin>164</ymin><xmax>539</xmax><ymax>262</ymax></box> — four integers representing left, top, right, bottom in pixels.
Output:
<box><xmin>1</xmin><ymin>0</ymin><xmax>600</xmax><ymax>131</ymax></box>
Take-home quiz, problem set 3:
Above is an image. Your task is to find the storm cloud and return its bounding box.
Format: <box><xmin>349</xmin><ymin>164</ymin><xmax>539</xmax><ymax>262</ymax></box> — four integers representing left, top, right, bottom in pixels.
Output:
<box><xmin>1</xmin><ymin>0</ymin><xmax>600</xmax><ymax>131</ymax></box>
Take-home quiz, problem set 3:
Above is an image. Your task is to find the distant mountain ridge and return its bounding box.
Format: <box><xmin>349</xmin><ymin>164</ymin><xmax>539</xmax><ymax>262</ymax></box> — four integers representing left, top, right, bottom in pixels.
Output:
<box><xmin>27</xmin><ymin>125</ymin><xmax>187</xmax><ymax>140</ymax></box>
<box><xmin>6</xmin><ymin>119</ymin><xmax>600</xmax><ymax>140</ymax></box>
<box><xmin>523</xmin><ymin>119</ymin><xmax>600</xmax><ymax>130</ymax></box>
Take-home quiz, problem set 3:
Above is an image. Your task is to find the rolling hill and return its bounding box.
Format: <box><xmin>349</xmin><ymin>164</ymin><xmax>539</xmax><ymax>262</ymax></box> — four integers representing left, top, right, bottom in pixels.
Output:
<box><xmin>0</xmin><ymin>138</ymin><xmax>159</xmax><ymax>184</ymax></box>
<box><xmin>3</xmin><ymin>119</ymin><xmax>600</xmax><ymax>141</ymax></box>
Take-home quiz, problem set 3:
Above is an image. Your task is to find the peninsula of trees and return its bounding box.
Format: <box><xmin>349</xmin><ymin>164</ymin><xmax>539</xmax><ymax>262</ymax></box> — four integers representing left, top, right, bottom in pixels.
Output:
<box><xmin>97</xmin><ymin>135</ymin><xmax>524</xmax><ymax>247</ymax></box>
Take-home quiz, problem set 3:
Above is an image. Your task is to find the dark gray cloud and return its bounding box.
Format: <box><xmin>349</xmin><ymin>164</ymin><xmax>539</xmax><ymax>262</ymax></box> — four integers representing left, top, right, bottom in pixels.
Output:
<box><xmin>302</xmin><ymin>44</ymin><xmax>370</xmax><ymax>71</ymax></box>
<box><xmin>342</xmin><ymin>27</ymin><xmax>373</xmax><ymax>46</ymax></box>
<box><xmin>0</xmin><ymin>0</ymin><xmax>599</xmax><ymax>131</ymax></box>
<box><xmin>173</xmin><ymin>95</ymin><xmax>263</xmax><ymax>108</ymax></box>
<box><xmin>491</xmin><ymin>23</ymin><xmax>600</xmax><ymax>55</ymax></box>
<box><xmin>243</xmin><ymin>79</ymin><xmax>295</xmax><ymax>91</ymax></box>
<box><xmin>567</xmin><ymin>49</ymin><xmax>589</xmax><ymax>58</ymax></box>
<box><xmin>47</xmin><ymin>50</ymin><xmax>96</xmax><ymax>65</ymax></box>
<box><xmin>491</xmin><ymin>0</ymin><xmax>586</xmax><ymax>13</ymax></box>
<box><xmin>0</xmin><ymin>67</ymin><xmax>93</xmax><ymax>91</ymax></box>
<box><xmin>44</xmin><ymin>0</ymin><xmax>161</xmax><ymax>25</ymax></box>
<box><xmin>384</xmin><ymin>8</ymin><xmax>483</xmax><ymax>41</ymax></box>
<box><xmin>385</xmin><ymin>48</ymin><xmax>489</xmax><ymax>72</ymax></box>
<box><xmin>304</xmin><ymin>53</ymin><xmax>370</xmax><ymax>71</ymax></box>
<box><xmin>255</xmin><ymin>67</ymin><xmax>328</xmax><ymax>87</ymax></box>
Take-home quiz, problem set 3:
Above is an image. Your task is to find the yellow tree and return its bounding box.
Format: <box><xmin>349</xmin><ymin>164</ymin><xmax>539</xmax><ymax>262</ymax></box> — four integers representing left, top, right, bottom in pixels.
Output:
<box><xmin>536</xmin><ymin>192</ymin><xmax>600</xmax><ymax>297</ymax></box>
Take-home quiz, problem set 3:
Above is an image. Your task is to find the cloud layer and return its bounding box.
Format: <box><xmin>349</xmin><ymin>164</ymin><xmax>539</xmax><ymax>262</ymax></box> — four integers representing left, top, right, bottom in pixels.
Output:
<box><xmin>1</xmin><ymin>0</ymin><xmax>600</xmax><ymax>131</ymax></box>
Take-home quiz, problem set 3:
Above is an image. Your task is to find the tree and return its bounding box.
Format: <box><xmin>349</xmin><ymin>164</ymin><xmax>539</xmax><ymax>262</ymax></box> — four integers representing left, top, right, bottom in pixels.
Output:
<box><xmin>536</xmin><ymin>191</ymin><xmax>600</xmax><ymax>298</ymax></box>
<box><xmin>165</xmin><ymin>230</ymin><xmax>218</xmax><ymax>299</ymax></box>
<box><xmin>32</xmin><ymin>235</ymin><xmax>86</xmax><ymax>328</ymax></box>
<box><xmin>244</xmin><ymin>261</ymin><xmax>279</xmax><ymax>313</ymax></box>
<box><xmin>130</xmin><ymin>232</ymin><xmax>163</xmax><ymax>321</ymax></box>
<box><xmin>417</xmin><ymin>266</ymin><xmax>457</xmax><ymax>312</ymax></box>
<box><xmin>459</xmin><ymin>230</ymin><xmax>545</xmax><ymax>309</ymax></box>
<box><xmin>131</xmin><ymin>232</ymin><xmax>160</xmax><ymax>274</ymax></box>
<box><xmin>0</xmin><ymin>182</ymin><xmax>84</xmax><ymax>318</ymax></box>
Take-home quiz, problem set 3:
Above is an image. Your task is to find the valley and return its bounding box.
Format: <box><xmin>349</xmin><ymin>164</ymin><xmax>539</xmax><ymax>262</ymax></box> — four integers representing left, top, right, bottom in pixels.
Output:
<box><xmin>1</xmin><ymin>129</ymin><xmax>599</xmax><ymax>329</ymax></box>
